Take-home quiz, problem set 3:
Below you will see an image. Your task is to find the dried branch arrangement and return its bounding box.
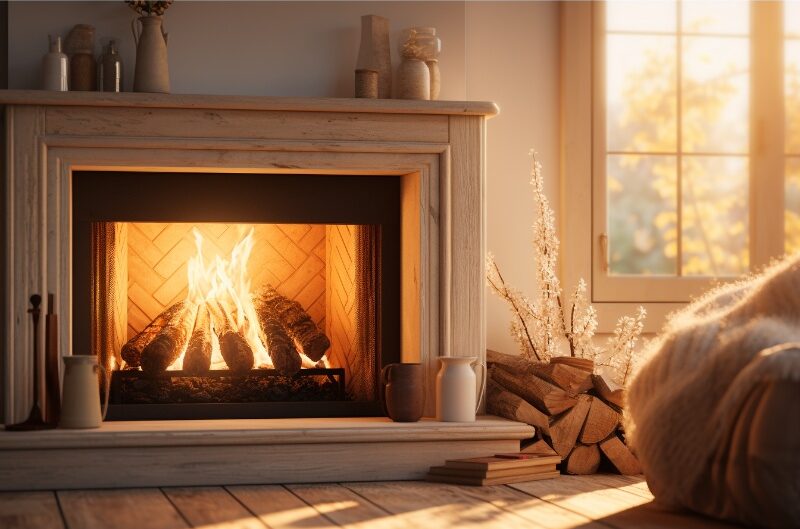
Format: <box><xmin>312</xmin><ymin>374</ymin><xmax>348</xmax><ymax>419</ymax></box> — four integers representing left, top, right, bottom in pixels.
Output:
<box><xmin>486</xmin><ymin>151</ymin><xmax>646</xmax><ymax>474</ymax></box>
<box><xmin>126</xmin><ymin>0</ymin><xmax>173</xmax><ymax>17</ymax></box>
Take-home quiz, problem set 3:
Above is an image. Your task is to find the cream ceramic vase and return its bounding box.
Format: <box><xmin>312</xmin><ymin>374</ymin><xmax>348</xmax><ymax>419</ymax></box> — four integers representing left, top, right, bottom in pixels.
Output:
<box><xmin>60</xmin><ymin>355</ymin><xmax>108</xmax><ymax>429</ymax></box>
<box><xmin>435</xmin><ymin>356</ymin><xmax>486</xmax><ymax>422</ymax></box>
<box><xmin>132</xmin><ymin>15</ymin><xmax>170</xmax><ymax>93</ymax></box>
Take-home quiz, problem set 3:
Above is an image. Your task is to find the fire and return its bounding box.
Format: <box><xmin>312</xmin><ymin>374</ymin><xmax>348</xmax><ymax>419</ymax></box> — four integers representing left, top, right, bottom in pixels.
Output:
<box><xmin>170</xmin><ymin>228</ymin><xmax>272</xmax><ymax>370</ymax></box>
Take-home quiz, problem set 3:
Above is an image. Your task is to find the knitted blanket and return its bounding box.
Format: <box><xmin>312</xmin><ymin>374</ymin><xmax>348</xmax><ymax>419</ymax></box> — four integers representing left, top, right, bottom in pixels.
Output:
<box><xmin>626</xmin><ymin>254</ymin><xmax>800</xmax><ymax>529</ymax></box>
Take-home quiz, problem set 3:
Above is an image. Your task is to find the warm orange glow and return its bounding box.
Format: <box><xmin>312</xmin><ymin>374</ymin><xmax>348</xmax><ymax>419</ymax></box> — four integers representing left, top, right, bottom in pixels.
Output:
<box><xmin>170</xmin><ymin>228</ymin><xmax>272</xmax><ymax>370</ymax></box>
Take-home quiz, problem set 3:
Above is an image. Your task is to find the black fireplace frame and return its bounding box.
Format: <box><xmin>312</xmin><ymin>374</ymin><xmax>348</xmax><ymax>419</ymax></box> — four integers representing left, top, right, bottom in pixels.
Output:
<box><xmin>72</xmin><ymin>171</ymin><xmax>401</xmax><ymax>420</ymax></box>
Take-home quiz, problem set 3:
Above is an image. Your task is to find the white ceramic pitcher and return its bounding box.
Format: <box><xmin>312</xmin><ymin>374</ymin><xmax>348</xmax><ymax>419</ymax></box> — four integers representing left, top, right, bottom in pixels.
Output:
<box><xmin>435</xmin><ymin>356</ymin><xmax>486</xmax><ymax>422</ymax></box>
<box><xmin>60</xmin><ymin>355</ymin><xmax>109</xmax><ymax>429</ymax></box>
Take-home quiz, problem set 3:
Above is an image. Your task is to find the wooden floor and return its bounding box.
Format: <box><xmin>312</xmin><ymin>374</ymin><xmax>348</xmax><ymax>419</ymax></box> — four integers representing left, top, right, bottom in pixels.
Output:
<box><xmin>0</xmin><ymin>474</ymin><xmax>742</xmax><ymax>529</ymax></box>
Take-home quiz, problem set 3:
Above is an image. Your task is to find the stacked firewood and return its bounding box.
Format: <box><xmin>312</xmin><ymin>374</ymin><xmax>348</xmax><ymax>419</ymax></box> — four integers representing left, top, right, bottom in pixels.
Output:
<box><xmin>120</xmin><ymin>285</ymin><xmax>330</xmax><ymax>376</ymax></box>
<box><xmin>487</xmin><ymin>349</ymin><xmax>641</xmax><ymax>475</ymax></box>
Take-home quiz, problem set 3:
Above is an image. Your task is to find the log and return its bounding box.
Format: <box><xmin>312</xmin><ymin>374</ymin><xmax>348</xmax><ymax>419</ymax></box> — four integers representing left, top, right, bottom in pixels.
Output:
<box><xmin>491</xmin><ymin>366</ymin><xmax>577</xmax><ymax>416</ymax></box>
<box><xmin>486</xmin><ymin>349</ymin><xmax>540</xmax><ymax>375</ymax></box>
<box><xmin>521</xmin><ymin>439</ymin><xmax>559</xmax><ymax>457</ymax></box>
<box><xmin>547</xmin><ymin>394</ymin><xmax>592</xmax><ymax>457</ymax></box>
<box><xmin>253</xmin><ymin>294</ymin><xmax>302</xmax><ymax>376</ymax></box>
<box><xmin>600</xmin><ymin>435</ymin><xmax>642</xmax><ymax>475</ymax></box>
<box><xmin>487</xmin><ymin>380</ymin><xmax>549</xmax><ymax>436</ymax></box>
<box><xmin>183</xmin><ymin>303</ymin><xmax>213</xmax><ymax>374</ymax></box>
<box><xmin>593</xmin><ymin>373</ymin><xmax>625</xmax><ymax>409</ymax></box>
<box><xmin>261</xmin><ymin>316</ymin><xmax>302</xmax><ymax>376</ymax></box>
<box><xmin>255</xmin><ymin>286</ymin><xmax>330</xmax><ymax>361</ymax></box>
<box><xmin>120</xmin><ymin>302</ymin><xmax>184</xmax><ymax>367</ymax></box>
<box><xmin>209</xmin><ymin>302</ymin><xmax>254</xmax><ymax>374</ymax></box>
<box><xmin>580</xmin><ymin>396</ymin><xmax>620</xmax><ymax>444</ymax></box>
<box><xmin>565</xmin><ymin>444</ymin><xmax>601</xmax><ymax>475</ymax></box>
<box><xmin>535</xmin><ymin>361</ymin><xmax>594</xmax><ymax>395</ymax></box>
<box><xmin>140</xmin><ymin>303</ymin><xmax>198</xmax><ymax>375</ymax></box>
<box><xmin>550</xmin><ymin>356</ymin><xmax>594</xmax><ymax>372</ymax></box>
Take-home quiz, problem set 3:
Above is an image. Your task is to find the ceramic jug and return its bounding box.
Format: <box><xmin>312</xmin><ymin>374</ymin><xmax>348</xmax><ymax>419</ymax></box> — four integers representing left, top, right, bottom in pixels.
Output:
<box><xmin>435</xmin><ymin>356</ymin><xmax>486</xmax><ymax>422</ymax></box>
<box><xmin>132</xmin><ymin>15</ymin><xmax>170</xmax><ymax>93</ymax></box>
<box><xmin>60</xmin><ymin>355</ymin><xmax>109</xmax><ymax>429</ymax></box>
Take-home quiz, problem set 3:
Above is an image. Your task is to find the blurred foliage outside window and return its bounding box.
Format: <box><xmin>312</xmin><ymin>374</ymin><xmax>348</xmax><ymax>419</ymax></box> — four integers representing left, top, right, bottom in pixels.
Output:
<box><xmin>605</xmin><ymin>1</ymin><xmax>800</xmax><ymax>276</ymax></box>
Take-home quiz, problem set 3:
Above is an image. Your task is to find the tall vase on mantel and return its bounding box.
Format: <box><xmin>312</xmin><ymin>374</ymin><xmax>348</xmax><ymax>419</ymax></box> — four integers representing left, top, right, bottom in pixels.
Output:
<box><xmin>132</xmin><ymin>15</ymin><xmax>170</xmax><ymax>93</ymax></box>
<box><xmin>356</xmin><ymin>15</ymin><xmax>392</xmax><ymax>99</ymax></box>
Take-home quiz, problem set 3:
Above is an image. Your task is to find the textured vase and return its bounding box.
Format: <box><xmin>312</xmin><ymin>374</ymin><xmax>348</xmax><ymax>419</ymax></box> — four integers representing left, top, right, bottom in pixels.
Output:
<box><xmin>356</xmin><ymin>15</ymin><xmax>391</xmax><ymax>99</ymax></box>
<box><xmin>397</xmin><ymin>58</ymin><xmax>430</xmax><ymax>100</ymax></box>
<box><xmin>426</xmin><ymin>59</ymin><xmax>441</xmax><ymax>100</ymax></box>
<box><xmin>133</xmin><ymin>15</ymin><xmax>170</xmax><ymax>93</ymax></box>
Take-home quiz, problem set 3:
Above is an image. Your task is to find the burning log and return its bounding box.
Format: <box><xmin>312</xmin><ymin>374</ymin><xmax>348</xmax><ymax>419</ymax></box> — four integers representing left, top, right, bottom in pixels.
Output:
<box><xmin>183</xmin><ymin>303</ymin><xmax>213</xmax><ymax>374</ymax></box>
<box><xmin>255</xmin><ymin>309</ymin><xmax>302</xmax><ymax>376</ymax></box>
<box><xmin>255</xmin><ymin>285</ymin><xmax>330</xmax><ymax>361</ymax></box>
<box><xmin>140</xmin><ymin>303</ymin><xmax>198</xmax><ymax>375</ymax></box>
<box><xmin>210</xmin><ymin>302</ymin><xmax>254</xmax><ymax>374</ymax></box>
<box><xmin>121</xmin><ymin>302</ymin><xmax>185</xmax><ymax>367</ymax></box>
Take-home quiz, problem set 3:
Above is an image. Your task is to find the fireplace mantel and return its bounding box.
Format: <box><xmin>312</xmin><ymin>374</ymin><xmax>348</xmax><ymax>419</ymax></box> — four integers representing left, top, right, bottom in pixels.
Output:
<box><xmin>0</xmin><ymin>89</ymin><xmax>499</xmax><ymax>116</ymax></box>
<box><xmin>2</xmin><ymin>89</ymin><xmax>496</xmax><ymax>424</ymax></box>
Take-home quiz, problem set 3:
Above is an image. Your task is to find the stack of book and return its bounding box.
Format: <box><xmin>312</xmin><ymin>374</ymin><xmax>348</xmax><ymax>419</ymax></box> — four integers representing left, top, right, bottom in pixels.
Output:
<box><xmin>426</xmin><ymin>453</ymin><xmax>561</xmax><ymax>486</ymax></box>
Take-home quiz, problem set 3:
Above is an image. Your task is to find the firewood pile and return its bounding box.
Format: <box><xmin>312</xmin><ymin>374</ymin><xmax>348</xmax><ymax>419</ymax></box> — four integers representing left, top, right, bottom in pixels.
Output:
<box><xmin>120</xmin><ymin>285</ymin><xmax>330</xmax><ymax>377</ymax></box>
<box><xmin>487</xmin><ymin>349</ymin><xmax>641</xmax><ymax>475</ymax></box>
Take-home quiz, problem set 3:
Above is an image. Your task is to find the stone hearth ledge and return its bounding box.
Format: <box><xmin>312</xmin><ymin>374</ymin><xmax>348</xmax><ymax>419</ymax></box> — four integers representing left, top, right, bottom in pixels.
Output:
<box><xmin>0</xmin><ymin>416</ymin><xmax>533</xmax><ymax>490</ymax></box>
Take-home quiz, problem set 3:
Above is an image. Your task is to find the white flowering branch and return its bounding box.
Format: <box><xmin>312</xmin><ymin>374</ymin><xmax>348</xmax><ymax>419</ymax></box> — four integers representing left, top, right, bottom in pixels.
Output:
<box><xmin>487</xmin><ymin>151</ymin><xmax>646</xmax><ymax>383</ymax></box>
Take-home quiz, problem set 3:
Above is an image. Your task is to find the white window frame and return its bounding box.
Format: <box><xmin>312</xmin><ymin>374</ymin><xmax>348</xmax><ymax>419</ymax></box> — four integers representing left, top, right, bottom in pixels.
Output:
<box><xmin>560</xmin><ymin>1</ymin><xmax>785</xmax><ymax>332</ymax></box>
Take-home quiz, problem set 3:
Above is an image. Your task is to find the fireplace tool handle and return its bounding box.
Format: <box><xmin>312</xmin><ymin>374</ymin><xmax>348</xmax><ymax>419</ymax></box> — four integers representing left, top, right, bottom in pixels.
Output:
<box><xmin>5</xmin><ymin>294</ymin><xmax>55</xmax><ymax>430</ymax></box>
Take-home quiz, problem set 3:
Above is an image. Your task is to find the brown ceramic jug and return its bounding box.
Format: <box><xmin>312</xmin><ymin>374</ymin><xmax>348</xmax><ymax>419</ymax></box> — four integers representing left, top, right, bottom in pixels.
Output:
<box><xmin>381</xmin><ymin>363</ymin><xmax>424</xmax><ymax>422</ymax></box>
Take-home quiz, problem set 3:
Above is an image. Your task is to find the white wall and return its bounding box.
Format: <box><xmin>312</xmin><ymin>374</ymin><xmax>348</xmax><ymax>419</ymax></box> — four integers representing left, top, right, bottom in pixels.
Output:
<box><xmin>7</xmin><ymin>0</ymin><xmax>561</xmax><ymax>358</ymax></box>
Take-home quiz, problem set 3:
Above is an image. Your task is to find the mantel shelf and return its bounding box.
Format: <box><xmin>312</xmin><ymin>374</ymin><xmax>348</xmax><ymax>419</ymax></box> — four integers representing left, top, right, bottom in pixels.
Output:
<box><xmin>0</xmin><ymin>89</ymin><xmax>499</xmax><ymax>117</ymax></box>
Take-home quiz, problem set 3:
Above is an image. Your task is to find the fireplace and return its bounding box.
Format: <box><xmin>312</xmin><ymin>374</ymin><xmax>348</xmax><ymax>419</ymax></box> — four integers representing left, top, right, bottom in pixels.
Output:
<box><xmin>1</xmin><ymin>92</ymin><xmax>493</xmax><ymax>424</ymax></box>
<box><xmin>73</xmin><ymin>171</ymin><xmax>400</xmax><ymax>419</ymax></box>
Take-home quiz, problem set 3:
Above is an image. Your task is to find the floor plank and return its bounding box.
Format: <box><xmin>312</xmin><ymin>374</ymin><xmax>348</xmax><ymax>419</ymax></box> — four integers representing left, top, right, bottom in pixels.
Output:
<box><xmin>227</xmin><ymin>485</ymin><xmax>338</xmax><ymax>528</ymax></box>
<box><xmin>453</xmin><ymin>483</ymin><xmax>609</xmax><ymax>529</ymax></box>
<box><xmin>510</xmin><ymin>475</ymin><xmax>740</xmax><ymax>529</ymax></box>
<box><xmin>58</xmin><ymin>489</ymin><xmax>188</xmax><ymax>529</ymax></box>
<box><xmin>0</xmin><ymin>491</ymin><xmax>65</xmax><ymax>529</ymax></box>
<box><xmin>163</xmin><ymin>487</ymin><xmax>266</xmax><ymax>529</ymax></box>
<box><xmin>580</xmin><ymin>474</ymin><xmax>653</xmax><ymax>500</ymax></box>
<box><xmin>287</xmin><ymin>483</ymin><xmax>405</xmax><ymax>529</ymax></box>
<box><xmin>344</xmin><ymin>481</ymin><xmax>571</xmax><ymax>529</ymax></box>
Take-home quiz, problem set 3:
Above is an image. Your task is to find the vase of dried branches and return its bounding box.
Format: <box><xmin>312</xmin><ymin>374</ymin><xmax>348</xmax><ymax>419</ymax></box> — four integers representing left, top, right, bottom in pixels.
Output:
<box><xmin>132</xmin><ymin>15</ymin><xmax>170</xmax><ymax>93</ymax></box>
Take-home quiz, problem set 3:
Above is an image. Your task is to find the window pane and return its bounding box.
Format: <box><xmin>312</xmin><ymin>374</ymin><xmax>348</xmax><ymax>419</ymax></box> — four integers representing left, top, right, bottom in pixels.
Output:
<box><xmin>608</xmin><ymin>154</ymin><xmax>678</xmax><ymax>275</ymax></box>
<box><xmin>682</xmin><ymin>37</ymin><xmax>749</xmax><ymax>154</ymax></box>
<box><xmin>682</xmin><ymin>156</ymin><xmax>749</xmax><ymax>276</ymax></box>
<box><xmin>787</xmin><ymin>40</ymin><xmax>800</xmax><ymax>154</ymax></box>
<box><xmin>786</xmin><ymin>158</ymin><xmax>800</xmax><ymax>254</ymax></box>
<box><xmin>681</xmin><ymin>1</ymin><xmax>749</xmax><ymax>35</ymax></box>
<box><xmin>607</xmin><ymin>35</ymin><xmax>677</xmax><ymax>152</ymax></box>
<box><xmin>607</xmin><ymin>1</ymin><xmax>676</xmax><ymax>33</ymax></box>
<box><xmin>787</xmin><ymin>1</ymin><xmax>800</xmax><ymax>38</ymax></box>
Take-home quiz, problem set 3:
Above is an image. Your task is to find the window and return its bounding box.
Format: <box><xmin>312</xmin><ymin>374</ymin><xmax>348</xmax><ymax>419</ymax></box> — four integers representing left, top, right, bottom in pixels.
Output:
<box><xmin>561</xmin><ymin>2</ymin><xmax>792</xmax><ymax>328</ymax></box>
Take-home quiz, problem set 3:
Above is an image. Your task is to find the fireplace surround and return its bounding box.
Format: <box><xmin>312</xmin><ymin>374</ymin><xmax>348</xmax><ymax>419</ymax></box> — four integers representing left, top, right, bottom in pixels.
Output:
<box><xmin>2</xmin><ymin>91</ymin><xmax>496</xmax><ymax>424</ymax></box>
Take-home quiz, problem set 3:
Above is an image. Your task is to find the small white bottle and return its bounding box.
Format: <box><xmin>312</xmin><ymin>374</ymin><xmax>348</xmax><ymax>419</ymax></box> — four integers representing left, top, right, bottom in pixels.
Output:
<box><xmin>42</xmin><ymin>35</ymin><xmax>69</xmax><ymax>91</ymax></box>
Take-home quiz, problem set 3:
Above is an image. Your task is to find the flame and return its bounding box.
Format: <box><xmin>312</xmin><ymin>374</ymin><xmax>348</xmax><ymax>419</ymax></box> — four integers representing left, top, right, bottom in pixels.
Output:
<box><xmin>168</xmin><ymin>227</ymin><xmax>272</xmax><ymax>371</ymax></box>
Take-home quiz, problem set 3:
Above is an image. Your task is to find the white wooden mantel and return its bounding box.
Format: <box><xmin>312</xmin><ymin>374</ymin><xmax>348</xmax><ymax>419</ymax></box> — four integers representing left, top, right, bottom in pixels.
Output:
<box><xmin>0</xmin><ymin>92</ymin><xmax>524</xmax><ymax>490</ymax></box>
<box><xmin>1</xmin><ymin>90</ymin><xmax>496</xmax><ymax>423</ymax></box>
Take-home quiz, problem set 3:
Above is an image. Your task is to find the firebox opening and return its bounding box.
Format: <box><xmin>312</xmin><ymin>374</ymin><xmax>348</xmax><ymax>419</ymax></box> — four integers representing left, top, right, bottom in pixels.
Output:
<box><xmin>73</xmin><ymin>172</ymin><xmax>401</xmax><ymax>419</ymax></box>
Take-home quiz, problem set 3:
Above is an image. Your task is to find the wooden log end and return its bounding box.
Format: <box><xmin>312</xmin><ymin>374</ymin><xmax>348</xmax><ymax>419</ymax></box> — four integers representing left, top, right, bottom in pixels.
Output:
<box><xmin>579</xmin><ymin>396</ymin><xmax>620</xmax><ymax>444</ymax></box>
<box><xmin>565</xmin><ymin>444</ymin><xmax>601</xmax><ymax>475</ymax></box>
<box><xmin>547</xmin><ymin>394</ymin><xmax>592</xmax><ymax>458</ymax></box>
<box><xmin>600</xmin><ymin>435</ymin><xmax>642</xmax><ymax>475</ymax></box>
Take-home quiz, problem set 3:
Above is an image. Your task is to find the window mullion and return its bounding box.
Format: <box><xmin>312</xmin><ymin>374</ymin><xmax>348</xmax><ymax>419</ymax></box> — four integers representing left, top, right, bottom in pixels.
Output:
<box><xmin>750</xmin><ymin>0</ymin><xmax>785</xmax><ymax>267</ymax></box>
